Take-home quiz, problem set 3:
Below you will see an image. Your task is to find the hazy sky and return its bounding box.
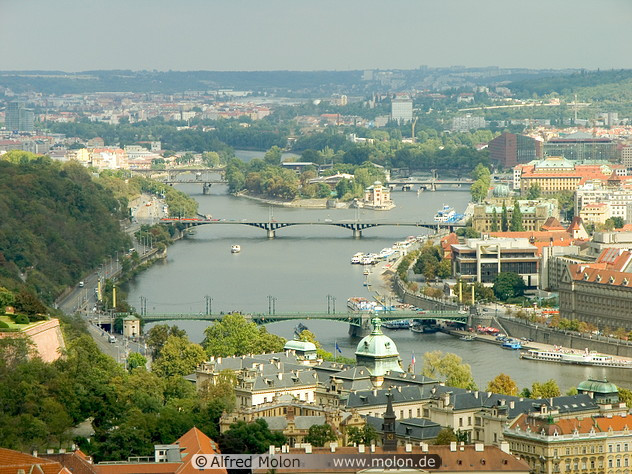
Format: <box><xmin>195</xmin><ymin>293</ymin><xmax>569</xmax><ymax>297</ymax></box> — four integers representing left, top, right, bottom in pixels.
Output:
<box><xmin>2</xmin><ymin>0</ymin><xmax>632</xmax><ymax>72</ymax></box>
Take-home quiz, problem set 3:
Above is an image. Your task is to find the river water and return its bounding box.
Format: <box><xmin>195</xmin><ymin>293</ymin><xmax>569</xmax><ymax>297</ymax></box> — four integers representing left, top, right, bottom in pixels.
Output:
<box><xmin>126</xmin><ymin>162</ymin><xmax>631</xmax><ymax>393</ymax></box>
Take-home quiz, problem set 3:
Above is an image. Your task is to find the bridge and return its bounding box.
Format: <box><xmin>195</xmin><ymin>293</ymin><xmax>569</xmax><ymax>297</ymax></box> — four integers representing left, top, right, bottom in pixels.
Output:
<box><xmin>130</xmin><ymin>168</ymin><xmax>227</xmax><ymax>194</ymax></box>
<box><xmin>159</xmin><ymin>218</ymin><xmax>465</xmax><ymax>238</ymax></box>
<box><xmin>139</xmin><ymin>310</ymin><xmax>469</xmax><ymax>337</ymax></box>
<box><xmin>386</xmin><ymin>178</ymin><xmax>473</xmax><ymax>192</ymax></box>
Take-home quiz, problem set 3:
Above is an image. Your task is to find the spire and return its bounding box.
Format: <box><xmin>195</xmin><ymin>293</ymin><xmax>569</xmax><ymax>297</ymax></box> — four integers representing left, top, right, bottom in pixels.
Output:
<box><xmin>382</xmin><ymin>391</ymin><xmax>397</xmax><ymax>451</ymax></box>
<box><xmin>371</xmin><ymin>317</ymin><xmax>383</xmax><ymax>335</ymax></box>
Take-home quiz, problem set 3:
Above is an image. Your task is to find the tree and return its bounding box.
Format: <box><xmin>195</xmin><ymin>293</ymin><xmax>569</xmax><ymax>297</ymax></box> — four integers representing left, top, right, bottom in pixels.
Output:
<box><xmin>264</xmin><ymin>146</ymin><xmax>283</xmax><ymax>165</ymax></box>
<box><xmin>493</xmin><ymin>272</ymin><xmax>526</xmax><ymax>301</ymax></box>
<box><xmin>510</xmin><ymin>201</ymin><xmax>524</xmax><ymax>231</ymax></box>
<box><xmin>486</xmin><ymin>373</ymin><xmax>518</xmax><ymax>396</ymax></box>
<box><xmin>203</xmin><ymin>313</ymin><xmax>286</xmax><ymax>358</ymax></box>
<box><xmin>151</xmin><ymin>335</ymin><xmax>206</xmax><ymax>378</ymax></box>
<box><xmin>501</xmin><ymin>202</ymin><xmax>509</xmax><ymax>231</ymax></box>
<box><xmin>0</xmin><ymin>287</ymin><xmax>15</xmax><ymax>312</ymax></box>
<box><xmin>526</xmin><ymin>184</ymin><xmax>541</xmax><ymax>199</ymax></box>
<box><xmin>127</xmin><ymin>352</ymin><xmax>147</xmax><ymax>372</ymax></box>
<box><xmin>305</xmin><ymin>424</ymin><xmax>337</xmax><ymax>447</ymax></box>
<box><xmin>346</xmin><ymin>424</ymin><xmax>379</xmax><ymax>446</ymax></box>
<box><xmin>434</xmin><ymin>427</ymin><xmax>457</xmax><ymax>445</ymax></box>
<box><xmin>530</xmin><ymin>379</ymin><xmax>561</xmax><ymax>398</ymax></box>
<box><xmin>618</xmin><ymin>387</ymin><xmax>632</xmax><ymax>408</ymax></box>
<box><xmin>490</xmin><ymin>208</ymin><xmax>499</xmax><ymax>232</ymax></box>
<box><xmin>422</xmin><ymin>351</ymin><xmax>477</xmax><ymax>390</ymax></box>
<box><xmin>146</xmin><ymin>324</ymin><xmax>187</xmax><ymax>359</ymax></box>
<box><xmin>219</xmin><ymin>419</ymin><xmax>286</xmax><ymax>454</ymax></box>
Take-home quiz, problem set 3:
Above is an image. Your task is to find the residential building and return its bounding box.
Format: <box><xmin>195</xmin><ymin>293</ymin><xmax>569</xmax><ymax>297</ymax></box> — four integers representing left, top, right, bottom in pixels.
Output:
<box><xmin>559</xmin><ymin>248</ymin><xmax>632</xmax><ymax>330</ymax></box>
<box><xmin>488</xmin><ymin>132</ymin><xmax>542</xmax><ymax>169</ymax></box>
<box><xmin>452</xmin><ymin>114</ymin><xmax>486</xmax><ymax>132</ymax></box>
<box><xmin>471</xmin><ymin>199</ymin><xmax>559</xmax><ymax>233</ymax></box>
<box><xmin>5</xmin><ymin>100</ymin><xmax>35</xmax><ymax>132</ymax></box>
<box><xmin>512</xmin><ymin>156</ymin><xmax>627</xmax><ymax>193</ymax></box>
<box><xmin>586</xmin><ymin>231</ymin><xmax>632</xmax><ymax>256</ymax></box>
<box><xmin>451</xmin><ymin>237</ymin><xmax>540</xmax><ymax>287</ymax></box>
<box><xmin>620</xmin><ymin>144</ymin><xmax>632</xmax><ymax>168</ymax></box>
<box><xmin>391</xmin><ymin>97</ymin><xmax>413</xmax><ymax>123</ymax></box>
<box><xmin>543</xmin><ymin>131</ymin><xmax>616</xmax><ymax>162</ymax></box>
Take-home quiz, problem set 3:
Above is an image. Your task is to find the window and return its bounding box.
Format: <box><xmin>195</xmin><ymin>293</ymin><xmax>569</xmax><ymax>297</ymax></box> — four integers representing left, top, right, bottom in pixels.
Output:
<box><xmin>609</xmin><ymin>459</ymin><xmax>613</xmax><ymax>468</ymax></box>
<box><xmin>459</xmin><ymin>417</ymin><xmax>463</xmax><ymax>427</ymax></box>
<box><xmin>609</xmin><ymin>445</ymin><xmax>614</xmax><ymax>453</ymax></box>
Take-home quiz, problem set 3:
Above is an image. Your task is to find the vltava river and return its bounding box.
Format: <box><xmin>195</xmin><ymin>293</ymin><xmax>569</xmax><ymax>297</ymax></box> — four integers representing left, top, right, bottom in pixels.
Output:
<box><xmin>126</xmin><ymin>178</ymin><xmax>630</xmax><ymax>392</ymax></box>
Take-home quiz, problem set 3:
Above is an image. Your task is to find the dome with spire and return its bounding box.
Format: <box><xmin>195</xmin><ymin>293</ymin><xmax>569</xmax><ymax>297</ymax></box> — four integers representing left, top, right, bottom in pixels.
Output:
<box><xmin>355</xmin><ymin>317</ymin><xmax>403</xmax><ymax>377</ymax></box>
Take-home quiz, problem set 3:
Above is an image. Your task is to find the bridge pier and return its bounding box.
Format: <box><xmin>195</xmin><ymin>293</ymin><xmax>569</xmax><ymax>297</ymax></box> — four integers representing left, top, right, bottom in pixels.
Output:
<box><xmin>267</xmin><ymin>229</ymin><xmax>275</xmax><ymax>239</ymax></box>
<box><xmin>348</xmin><ymin>314</ymin><xmax>373</xmax><ymax>337</ymax></box>
<box><xmin>353</xmin><ymin>229</ymin><xmax>362</xmax><ymax>239</ymax></box>
<box><xmin>202</xmin><ymin>183</ymin><xmax>212</xmax><ymax>195</ymax></box>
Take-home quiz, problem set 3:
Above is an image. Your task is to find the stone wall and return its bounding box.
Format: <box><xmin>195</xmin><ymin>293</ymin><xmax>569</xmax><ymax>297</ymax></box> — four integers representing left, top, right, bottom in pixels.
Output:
<box><xmin>0</xmin><ymin>318</ymin><xmax>65</xmax><ymax>362</ymax></box>
<box><xmin>499</xmin><ymin>317</ymin><xmax>632</xmax><ymax>358</ymax></box>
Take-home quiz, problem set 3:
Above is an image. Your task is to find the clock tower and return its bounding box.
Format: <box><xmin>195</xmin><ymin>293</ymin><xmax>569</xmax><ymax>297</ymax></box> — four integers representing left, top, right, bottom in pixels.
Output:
<box><xmin>382</xmin><ymin>391</ymin><xmax>397</xmax><ymax>451</ymax></box>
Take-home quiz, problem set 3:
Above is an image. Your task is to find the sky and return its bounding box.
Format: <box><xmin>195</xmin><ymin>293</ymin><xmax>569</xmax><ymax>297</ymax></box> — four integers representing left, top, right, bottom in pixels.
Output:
<box><xmin>2</xmin><ymin>0</ymin><xmax>632</xmax><ymax>72</ymax></box>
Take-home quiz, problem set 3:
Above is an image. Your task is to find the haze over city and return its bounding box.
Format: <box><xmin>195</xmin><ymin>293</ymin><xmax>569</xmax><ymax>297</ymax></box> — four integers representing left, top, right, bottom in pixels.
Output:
<box><xmin>2</xmin><ymin>0</ymin><xmax>632</xmax><ymax>71</ymax></box>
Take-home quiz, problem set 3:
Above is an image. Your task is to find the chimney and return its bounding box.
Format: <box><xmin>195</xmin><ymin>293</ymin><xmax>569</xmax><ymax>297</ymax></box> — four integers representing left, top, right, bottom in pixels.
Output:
<box><xmin>370</xmin><ymin>444</ymin><xmax>376</xmax><ymax>453</ymax></box>
<box><xmin>510</xmin><ymin>401</ymin><xmax>515</xmax><ymax>409</ymax></box>
<box><xmin>420</xmin><ymin>442</ymin><xmax>428</xmax><ymax>452</ymax></box>
<box><xmin>475</xmin><ymin>443</ymin><xmax>484</xmax><ymax>452</ymax></box>
<box><xmin>405</xmin><ymin>443</ymin><xmax>412</xmax><ymax>453</ymax></box>
<box><xmin>330</xmin><ymin>443</ymin><xmax>337</xmax><ymax>453</ymax></box>
<box><xmin>358</xmin><ymin>444</ymin><xmax>365</xmax><ymax>453</ymax></box>
<box><xmin>500</xmin><ymin>442</ymin><xmax>510</xmax><ymax>454</ymax></box>
<box><xmin>32</xmin><ymin>451</ymin><xmax>38</xmax><ymax>458</ymax></box>
<box><xmin>474</xmin><ymin>391</ymin><xmax>479</xmax><ymax>399</ymax></box>
<box><xmin>269</xmin><ymin>445</ymin><xmax>275</xmax><ymax>455</ymax></box>
<box><xmin>217</xmin><ymin>357</ymin><xmax>222</xmax><ymax>363</ymax></box>
<box><xmin>305</xmin><ymin>445</ymin><xmax>312</xmax><ymax>454</ymax></box>
<box><xmin>450</xmin><ymin>442</ymin><xmax>457</xmax><ymax>452</ymax></box>
<box><xmin>278</xmin><ymin>373</ymin><xmax>283</xmax><ymax>380</ymax></box>
<box><xmin>373</xmin><ymin>389</ymin><xmax>378</xmax><ymax>396</ymax></box>
<box><xmin>59</xmin><ymin>449</ymin><xmax>66</xmax><ymax>454</ymax></box>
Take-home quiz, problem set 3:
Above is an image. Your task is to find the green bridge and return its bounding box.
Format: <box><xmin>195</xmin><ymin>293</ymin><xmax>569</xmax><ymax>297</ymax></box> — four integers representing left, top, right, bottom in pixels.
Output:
<box><xmin>140</xmin><ymin>310</ymin><xmax>469</xmax><ymax>336</ymax></box>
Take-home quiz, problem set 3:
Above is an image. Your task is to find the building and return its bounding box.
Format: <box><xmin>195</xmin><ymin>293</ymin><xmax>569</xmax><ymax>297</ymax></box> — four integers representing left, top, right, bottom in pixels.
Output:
<box><xmin>360</xmin><ymin>181</ymin><xmax>394</xmax><ymax>210</ymax></box>
<box><xmin>513</xmin><ymin>156</ymin><xmax>626</xmax><ymax>194</ymax></box>
<box><xmin>579</xmin><ymin>202</ymin><xmax>610</xmax><ymax>225</ymax></box>
<box><xmin>354</xmin><ymin>317</ymin><xmax>403</xmax><ymax>378</ymax></box>
<box><xmin>471</xmin><ymin>199</ymin><xmax>559</xmax><ymax>233</ymax></box>
<box><xmin>543</xmin><ymin>131</ymin><xmax>616</xmax><ymax>162</ymax></box>
<box><xmin>390</xmin><ymin>97</ymin><xmax>413</xmax><ymax>123</ymax></box>
<box><xmin>5</xmin><ymin>100</ymin><xmax>35</xmax><ymax>132</ymax></box>
<box><xmin>122</xmin><ymin>315</ymin><xmax>140</xmax><ymax>338</ymax></box>
<box><xmin>575</xmin><ymin>182</ymin><xmax>632</xmax><ymax>223</ymax></box>
<box><xmin>559</xmin><ymin>248</ymin><xmax>632</xmax><ymax>331</ymax></box>
<box><xmin>451</xmin><ymin>115</ymin><xmax>486</xmax><ymax>132</ymax></box>
<box><xmin>488</xmin><ymin>132</ymin><xmax>542</xmax><ymax>169</ymax></box>
<box><xmin>620</xmin><ymin>144</ymin><xmax>632</xmax><ymax>168</ymax></box>
<box><xmin>504</xmin><ymin>380</ymin><xmax>629</xmax><ymax>474</ymax></box>
<box><xmin>451</xmin><ymin>237</ymin><xmax>540</xmax><ymax>286</ymax></box>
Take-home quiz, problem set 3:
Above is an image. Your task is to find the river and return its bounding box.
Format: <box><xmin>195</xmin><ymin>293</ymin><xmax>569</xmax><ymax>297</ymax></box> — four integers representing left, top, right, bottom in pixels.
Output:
<box><xmin>126</xmin><ymin>163</ymin><xmax>630</xmax><ymax>393</ymax></box>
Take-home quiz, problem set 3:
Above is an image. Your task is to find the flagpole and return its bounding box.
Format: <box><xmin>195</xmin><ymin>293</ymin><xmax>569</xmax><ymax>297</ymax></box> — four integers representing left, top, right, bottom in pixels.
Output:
<box><xmin>334</xmin><ymin>340</ymin><xmax>337</xmax><ymax>362</ymax></box>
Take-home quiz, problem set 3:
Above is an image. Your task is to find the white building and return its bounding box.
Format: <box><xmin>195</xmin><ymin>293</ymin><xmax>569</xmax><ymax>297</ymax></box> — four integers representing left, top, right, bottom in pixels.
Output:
<box><xmin>575</xmin><ymin>183</ymin><xmax>632</xmax><ymax>222</ymax></box>
<box><xmin>451</xmin><ymin>115</ymin><xmax>486</xmax><ymax>132</ymax></box>
<box><xmin>391</xmin><ymin>98</ymin><xmax>413</xmax><ymax>123</ymax></box>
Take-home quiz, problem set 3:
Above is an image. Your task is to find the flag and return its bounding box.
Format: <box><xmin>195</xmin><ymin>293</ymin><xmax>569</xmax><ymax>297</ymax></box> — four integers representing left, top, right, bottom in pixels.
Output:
<box><xmin>411</xmin><ymin>351</ymin><xmax>416</xmax><ymax>366</ymax></box>
<box><xmin>335</xmin><ymin>342</ymin><xmax>342</xmax><ymax>354</ymax></box>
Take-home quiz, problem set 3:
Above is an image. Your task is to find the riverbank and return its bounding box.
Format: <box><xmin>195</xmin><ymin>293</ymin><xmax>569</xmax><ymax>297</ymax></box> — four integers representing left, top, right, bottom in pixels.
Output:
<box><xmin>235</xmin><ymin>191</ymin><xmax>349</xmax><ymax>209</ymax></box>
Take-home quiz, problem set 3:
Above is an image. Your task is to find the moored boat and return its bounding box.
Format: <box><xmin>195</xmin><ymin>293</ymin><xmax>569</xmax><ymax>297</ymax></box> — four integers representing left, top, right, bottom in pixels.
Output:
<box><xmin>460</xmin><ymin>335</ymin><xmax>475</xmax><ymax>341</ymax></box>
<box><xmin>520</xmin><ymin>348</ymin><xmax>632</xmax><ymax>368</ymax></box>
<box><xmin>434</xmin><ymin>205</ymin><xmax>456</xmax><ymax>222</ymax></box>
<box><xmin>231</xmin><ymin>244</ymin><xmax>241</xmax><ymax>253</ymax></box>
<box><xmin>351</xmin><ymin>252</ymin><xmax>364</xmax><ymax>264</ymax></box>
<box><xmin>382</xmin><ymin>319</ymin><xmax>410</xmax><ymax>330</ymax></box>
<box><xmin>502</xmin><ymin>339</ymin><xmax>522</xmax><ymax>350</ymax></box>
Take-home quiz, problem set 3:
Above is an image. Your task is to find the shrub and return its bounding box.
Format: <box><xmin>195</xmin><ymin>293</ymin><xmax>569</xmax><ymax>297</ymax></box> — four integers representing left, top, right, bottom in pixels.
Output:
<box><xmin>0</xmin><ymin>321</ymin><xmax>9</xmax><ymax>328</ymax></box>
<box><xmin>13</xmin><ymin>315</ymin><xmax>30</xmax><ymax>325</ymax></box>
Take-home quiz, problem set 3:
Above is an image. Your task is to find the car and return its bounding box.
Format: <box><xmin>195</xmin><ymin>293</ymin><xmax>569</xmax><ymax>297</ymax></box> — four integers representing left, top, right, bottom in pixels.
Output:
<box><xmin>78</xmin><ymin>281</ymin><xmax>84</xmax><ymax>288</ymax></box>
<box><xmin>108</xmin><ymin>335</ymin><xmax>116</xmax><ymax>343</ymax></box>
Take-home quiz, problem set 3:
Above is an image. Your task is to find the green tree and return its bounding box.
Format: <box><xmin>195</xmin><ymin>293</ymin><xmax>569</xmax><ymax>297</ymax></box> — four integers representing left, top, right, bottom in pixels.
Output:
<box><xmin>434</xmin><ymin>427</ymin><xmax>457</xmax><ymax>445</ymax></box>
<box><xmin>422</xmin><ymin>351</ymin><xmax>477</xmax><ymax>390</ymax></box>
<box><xmin>530</xmin><ymin>379</ymin><xmax>561</xmax><ymax>398</ymax></box>
<box><xmin>146</xmin><ymin>324</ymin><xmax>187</xmax><ymax>359</ymax></box>
<box><xmin>151</xmin><ymin>335</ymin><xmax>206</xmax><ymax>378</ymax></box>
<box><xmin>264</xmin><ymin>146</ymin><xmax>283</xmax><ymax>165</ymax></box>
<box><xmin>0</xmin><ymin>287</ymin><xmax>15</xmax><ymax>311</ymax></box>
<box><xmin>346</xmin><ymin>424</ymin><xmax>379</xmax><ymax>446</ymax></box>
<box><xmin>219</xmin><ymin>419</ymin><xmax>286</xmax><ymax>454</ymax></box>
<box><xmin>526</xmin><ymin>184</ymin><xmax>541</xmax><ymax>199</ymax></box>
<box><xmin>510</xmin><ymin>201</ymin><xmax>524</xmax><ymax>231</ymax></box>
<box><xmin>127</xmin><ymin>352</ymin><xmax>147</xmax><ymax>372</ymax></box>
<box><xmin>501</xmin><ymin>202</ymin><xmax>509</xmax><ymax>231</ymax></box>
<box><xmin>203</xmin><ymin>313</ymin><xmax>286</xmax><ymax>357</ymax></box>
<box><xmin>618</xmin><ymin>387</ymin><xmax>632</xmax><ymax>408</ymax></box>
<box><xmin>305</xmin><ymin>424</ymin><xmax>337</xmax><ymax>447</ymax></box>
<box><xmin>486</xmin><ymin>373</ymin><xmax>519</xmax><ymax>396</ymax></box>
<box><xmin>493</xmin><ymin>272</ymin><xmax>526</xmax><ymax>301</ymax></box>
<box><xmin>490</xmin><ymin>208</ymin><xmax>499</xmax><ymax>232</ymax></box>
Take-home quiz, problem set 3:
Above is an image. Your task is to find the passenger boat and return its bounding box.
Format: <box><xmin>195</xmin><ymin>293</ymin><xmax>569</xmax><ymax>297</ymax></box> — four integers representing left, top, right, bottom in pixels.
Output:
<box><xmin>231</xmin><ymin>245</ymin><xmax>241</xmax><ymax>253</ymax></box>
<box><xmin>382</xmin><ymin>320</ymin><xmax>410</xmax><ymax>330</ymax></box>
<box><xmin>434</xmin><ymin>205</ymin><xmax>456</xmax><ymax>222</ymax></box>
<box><xmin>520</xmin><ymin>349</ymin><xmax>632</xmax><ymax>368</ymax></box>
<box><xmin>460</xmin><ymin>335</ymin><xmax>475</xmax><ymax>341</ymax></box>
<box><xmin>351</xmin><ymin>252</ymin><xmax>364</xmax><ymax>264</ymax></box>
<box><xmin>501</xmin><ymin>339</ymin><xmax>522</xmax><ymax>350</ymax></box>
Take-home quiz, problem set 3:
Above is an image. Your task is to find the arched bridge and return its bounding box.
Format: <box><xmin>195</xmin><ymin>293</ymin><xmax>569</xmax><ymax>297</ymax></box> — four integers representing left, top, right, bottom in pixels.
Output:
<box><xmin>159</xmin><ymin>218</ymin><xmax>465</xmax><ymax>238</ymax></box>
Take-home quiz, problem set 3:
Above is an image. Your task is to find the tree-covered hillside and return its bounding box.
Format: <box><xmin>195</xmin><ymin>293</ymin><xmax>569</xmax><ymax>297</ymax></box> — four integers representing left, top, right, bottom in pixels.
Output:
<box><xmin>510</xmin><ymin>69</ymin><xmax>632</xmax><ymax>99</ymax></box>
<box><xmin>0</xmin><ymin>152</ymin><xmax>131</xmax><ymax>301</ymax></box>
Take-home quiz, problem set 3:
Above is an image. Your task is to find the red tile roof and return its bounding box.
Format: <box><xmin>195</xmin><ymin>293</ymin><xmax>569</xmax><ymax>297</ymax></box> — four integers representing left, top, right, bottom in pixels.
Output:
<box><xmin>0</xmin><ymin>449</ymin><xmax>68</xmax><ymax>474</ymax></box>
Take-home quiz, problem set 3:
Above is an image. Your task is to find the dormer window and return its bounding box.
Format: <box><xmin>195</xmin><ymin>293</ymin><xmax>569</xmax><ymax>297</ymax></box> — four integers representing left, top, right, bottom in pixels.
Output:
<box><xmin>623</xmin><ymin>278</ymin><xmax>629</xmax><ymax>286</ymax></box>
<box><xmin>609</xmin><ymin>276</ymin><xmax>615</xmax><ymax>284</ymax></box>
<box><xmin>596</xmin><ymin>274</ymin><xmax>602</xmax><ymax>282</ymax></box>
<box><xmin>584</xmin><ymin>273</ymin><xmax>589</xmax><ymax>280</ymax></box>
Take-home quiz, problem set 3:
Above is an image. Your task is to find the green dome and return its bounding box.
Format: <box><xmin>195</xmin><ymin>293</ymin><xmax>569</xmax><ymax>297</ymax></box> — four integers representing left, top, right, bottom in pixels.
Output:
<box><xmin>355</xmin><ymin>317</ymin><xmax>400</xmax><ymax>358</ymax></box>
<box><xmin>577</xmin><ymin>378</ymin><xmax>618</xmax><ymax>394</ymax></box>
<box><xmin>492</xmin><ymin>184</ymin><xmax>510</xmax><ymax>197</ymax></box>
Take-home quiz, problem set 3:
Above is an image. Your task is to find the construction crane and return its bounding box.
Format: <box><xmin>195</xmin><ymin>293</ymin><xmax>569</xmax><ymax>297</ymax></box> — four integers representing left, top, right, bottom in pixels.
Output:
<box><xmin>411</xmin><ymin>117</ymin><xmax>418</xmax><ymax>143</ymax></box>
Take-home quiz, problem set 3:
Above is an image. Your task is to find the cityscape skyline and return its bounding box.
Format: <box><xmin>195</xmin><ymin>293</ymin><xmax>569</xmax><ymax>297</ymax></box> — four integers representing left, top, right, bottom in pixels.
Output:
<box><xmin>2</xmin><ymin>0</ymin><xmax>632</xmax><ymax>72</ymax></box>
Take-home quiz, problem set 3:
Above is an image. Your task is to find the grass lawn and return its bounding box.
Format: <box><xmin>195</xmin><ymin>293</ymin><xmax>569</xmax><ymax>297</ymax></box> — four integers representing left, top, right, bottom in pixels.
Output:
<box><xmin>0</xmin><ymin>314</ymin><xmax>41</xmax><ymax>330</ymax></box>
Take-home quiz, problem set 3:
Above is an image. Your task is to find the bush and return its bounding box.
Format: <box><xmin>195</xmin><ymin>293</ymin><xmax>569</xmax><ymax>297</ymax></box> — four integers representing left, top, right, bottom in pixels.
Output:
<box><xmin>0</xmin><ymin>321</ymin><xmax>9</xmax><ymax>328</ymax></box>
<box><xmin>13</xmin><ymin>315</ymin><xmax>30</xmax><ymax>325</ymax></box>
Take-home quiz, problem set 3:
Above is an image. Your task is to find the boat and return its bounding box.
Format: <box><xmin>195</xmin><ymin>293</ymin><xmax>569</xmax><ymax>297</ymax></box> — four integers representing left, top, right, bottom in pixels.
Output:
<box><xmin>363</xmin><ymin>269</ymin><xmax>370</xmax><ymax>276</ymax></box>
<box><xmin>502</xmin><ymin>339</ymin><xmax>522</xmax><ymax>350</ymax></box>
<box><xmin>382</xmin><ymin>320</ymin><xmax>410</xmax><ymax>330</ymax></box>
<box><xmin>231</xmin><ymin>245</ymin><xmax>241</xmax><ymax>253</ymax></box>
<box><xmin>294</xmin><ymin>323</ymin><xmax>309</xmax><ymax>338</ymax></box>
<box><xmin>434</xmin><ymin>205</ymin><xmax>456</xmax><ymax>222</ymax></box>
<box><xmin>378</xmin><ymin>248</ymin><xmax>395</xmax><ymax>260</ymax></box>
<box><xmin>460</xmin><ymin>335</ymin><xmax>475</xmax><ymax>341</ymax></box>
<box><xmin>348</xmin><ymin>297</ymin><xmax>377</xmax><ymax>312</ymax></box>
<box><xmin>351</xmin><ymin>252</ymin><xmax>364</xmax><ymax>264</ymax></box>
<box><xmin>520</xmin><ymin>348</ymin><xmax>632</xmax><ymax>368</ymax></box>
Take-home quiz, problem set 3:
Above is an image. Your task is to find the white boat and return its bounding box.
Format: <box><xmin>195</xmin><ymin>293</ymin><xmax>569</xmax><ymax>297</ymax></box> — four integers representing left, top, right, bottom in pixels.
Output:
<box><xmin>520</xmin><ymin>349</ymin><xmax>632</xmax><ymax>368</ymax></box>
<box><xmin>378</xmin><ymin>248</ymin><xmax>395</xmax><ymax>259</ymax></box>
<box><xmin>434</xmin><ymin>205</ymin><xmax>456</xmax><ymax>222</ymax></box>
<box><xmin>351</xmin><ymin>252</ymin><xmax>364</xmax><ymax>264</ymax></box>
<box><xmin>231</xmin><ymin>245</ymin><xmax>241</xmax><ymax>253</ymax></box>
